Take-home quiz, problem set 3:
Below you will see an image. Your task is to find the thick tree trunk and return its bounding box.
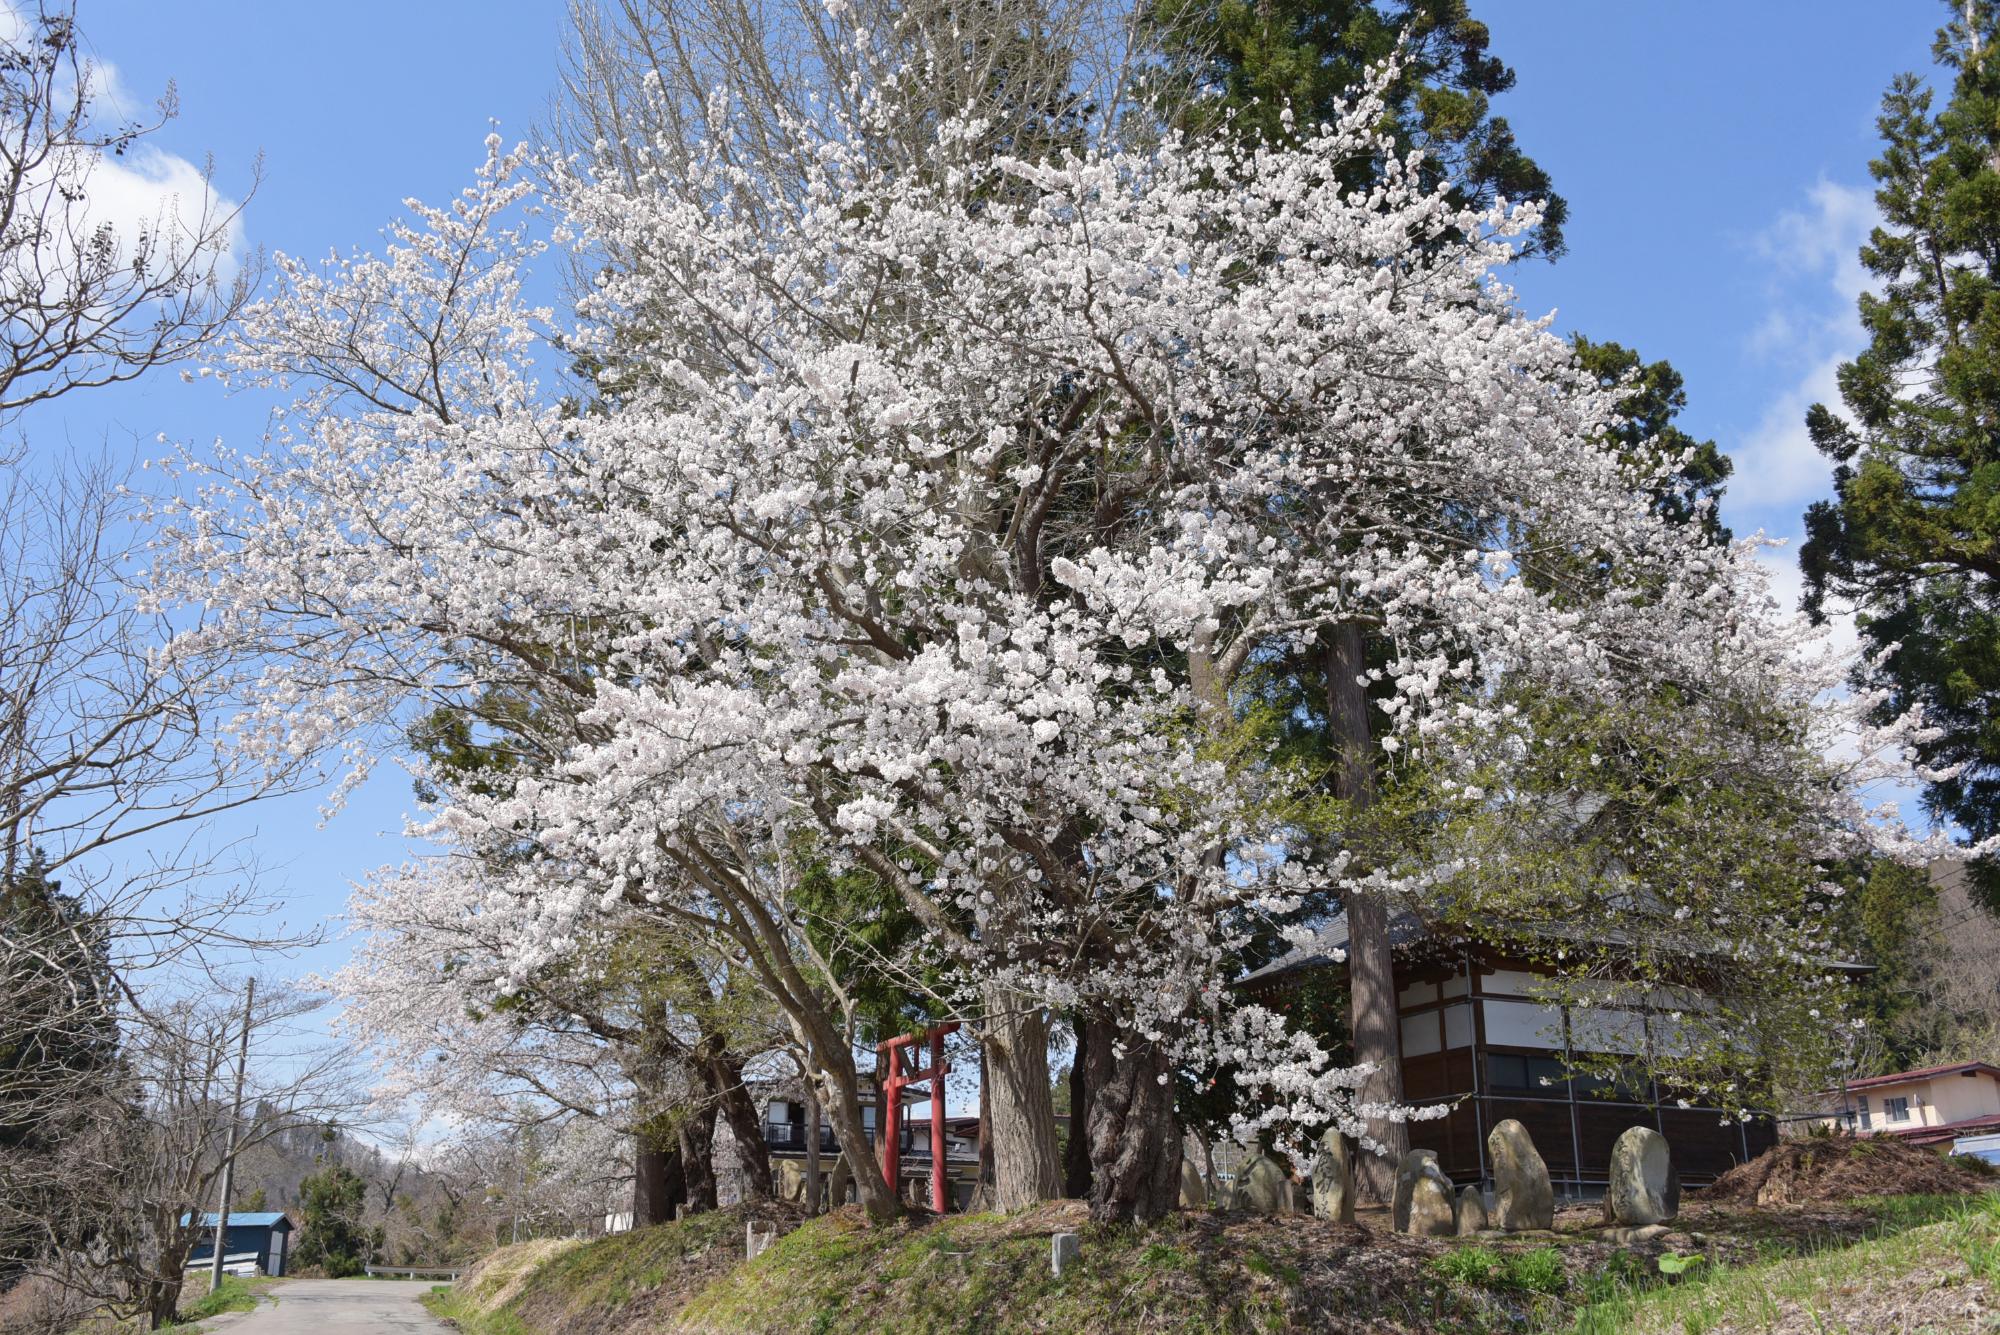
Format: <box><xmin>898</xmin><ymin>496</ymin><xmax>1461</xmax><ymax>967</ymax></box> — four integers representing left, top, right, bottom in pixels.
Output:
<box><xmin>818</xmin><ymin>1043</ymin><xmax>901</xmax><ymax>1221</ymax></box>
<box><xmin>146</xmin><ymin>1268</ymin><xmax>185</xmax><ymax>1331</ymax></box>
<box><xmin>1327</xmin><ymin>620</ymin><xmax>1406</xmax><ymax>1203</ymax></box>
<box><xmin>706</xmin><ymin>1051</ymin><xmax>773</xmax><ymax>1200</ymax></box>
<box><xmin>804</xmin><ymin>1074</ymin><xmax>823</xmax><ymax>1215</ymax></box>
<box><xmin>632</xmin><ymin>1138</ymin><xmax>685</xmax><ymax>1227</ymax></box>
<box><xmin>679</xmin><ymin>1100</ymin><xmax>719</xmax><ymax>1212</ymax></box>
<box><xmin>969</xmin><ymin>1046</ymin><xmax>996</xmax><ymax>1211</ymax></box>
<box><xmin>1081</xmin><ymin>1019</ymin><xmax>1180</xmax><ymax>1223</ymax></box>
<box><xmin>143</xmin><ymin>1231</ymin><xmax>195</xmax><ymax>1330</ymax></box>
<box><xmin>1062</xmin><ymin>1014</ymin><xmax>1092</xmax><ymax>1199</ymax></box>
<box><xmin>979</xmin><ymin>983</ymin><xmax>1062</xmax><ymax>1210</ymax></box>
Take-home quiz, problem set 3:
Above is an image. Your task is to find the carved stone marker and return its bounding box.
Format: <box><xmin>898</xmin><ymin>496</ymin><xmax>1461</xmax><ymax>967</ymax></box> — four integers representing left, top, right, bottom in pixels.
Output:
<box><xmin>1310</xmin><ymin>1131</ymin><xmax>1355</xmax><ymax>1223</ymax></box>
<box><xmin>774</xmin><ymin>1159</ymin><xmax>807</xmax><ymax>1204</ymax></box>
<box><xmin>1051</xmin><ymin>1232</ymin><xmax>1081</xmax><ymax>1277</ymax></box>
<box><xmin>1487</xmin><ymin>1119</ymin><xmax>1555</xmax><ymax>1231</ymax></box>
<box><xmin>1455</xmin><ymin>1184</ymin><xmax>1489</xmax><ymax>1235</ymax></box>
<box><xmin>1236</xmin><ymin>1153</ymin><xmax>1294</xmax><ymax>1214</ymax></box>
<box><xmin>1179</xmin><ymin>1158</ymin><xmax>1211</xmax><ymax>1209</ymax></box>
<box><xmin>1604</xmin><ymin>1126</ymin><xmax>1679</xmax><ymax>1226</ymax></box>
<box><xmin>1392</xmin><ymin>1150</ymin><xmax>1456</xmax><ymax>1236</ymax></box>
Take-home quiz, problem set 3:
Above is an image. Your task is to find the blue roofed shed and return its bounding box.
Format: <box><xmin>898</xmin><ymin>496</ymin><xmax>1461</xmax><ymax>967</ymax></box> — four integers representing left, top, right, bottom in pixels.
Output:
<box><xmin>183</xmin><ymin>1212</ymin><xmax>293</xmax><ymax>1276</ymax></box>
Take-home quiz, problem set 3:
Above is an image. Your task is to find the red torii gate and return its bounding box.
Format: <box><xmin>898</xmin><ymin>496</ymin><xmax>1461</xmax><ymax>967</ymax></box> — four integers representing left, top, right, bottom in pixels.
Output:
<box><xmin>876</xmin><ymin>1022</ymin><xmax>959</xmax><ymax>1213</ymax></box>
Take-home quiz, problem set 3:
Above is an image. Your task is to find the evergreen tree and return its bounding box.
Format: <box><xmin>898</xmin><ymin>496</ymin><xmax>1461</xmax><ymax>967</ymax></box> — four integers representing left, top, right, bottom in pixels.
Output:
<box><xmin>1145</xmin><ymin>0</ymin><xmax>1567</xmax><ymax>256</ymax></box>
<box><xmin>0</xmin><ymin>853</ymin><xmax>116</xmax><ymax>1147</ymax></box>
<box><xmin>1573</xmin><ymin>336</ymin><xmax>1733</xmax><ymax>542</ymax></box>
<box><xmin>1800</xmin><ymin>0</ymin><xmax>2000</xmax><ymax>904</ymax></box>
<box><xmin>0</xmin><ymin>853</ymin><xmax>119</xmax><ymax>1281</ymax></box>
<box><xmin>292</xmin><ymin>1164</ymin><xmax>367</xmax><ymax>1278</ymax></box>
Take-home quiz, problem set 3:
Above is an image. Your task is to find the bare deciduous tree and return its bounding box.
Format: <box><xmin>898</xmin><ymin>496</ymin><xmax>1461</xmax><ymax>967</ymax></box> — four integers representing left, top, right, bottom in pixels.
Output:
<box><xmin>0</xmin><ymin>8</ymin><xmax>345</xmax><ymax>1329</ymax></box>
<box><xmin>0</xmin><ymin>981</ymin><xmax>364</xmax><ymax>1331</ymax></box>
<box><xmin>0</xmin><ymin>2</ymin><xmax>257</xmax><ymax>424</ymax></box>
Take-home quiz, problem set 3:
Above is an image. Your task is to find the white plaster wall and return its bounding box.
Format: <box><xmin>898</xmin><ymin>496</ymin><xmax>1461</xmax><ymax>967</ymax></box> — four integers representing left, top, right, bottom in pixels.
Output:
<box><xmin>1929</xmin><ymin>1071</ymin><xmax>2000</xmax><ymax>1125</ymax></box>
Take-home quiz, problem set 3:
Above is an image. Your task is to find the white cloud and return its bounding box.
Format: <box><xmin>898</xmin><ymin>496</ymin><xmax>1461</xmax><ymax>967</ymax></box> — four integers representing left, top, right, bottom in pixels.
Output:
<box><xmin>1756</xmin><ymin>179</ymin><xmax>1877</xmax><ymax>308</ymax></box>
<box><xmin>77</xmin><ymin>146</ymin><xmax>244</xmax><ymax>273</ymax></box>
<box><xmin>0</xmin><ymin>3</ymin><xmax>246</xmax><ymax>317</ymax></box>
<box><xmin>1753</xmin><ymin>538</ymin><xmax>1858</xmax><ymax>662</ymax></box>
<box><xmin>1727</xmin><ymin>351</ymin><xmax>1846</xmax><ymax>511</ymax></box>
<box><xmin>1723</xmin><ymin>179</ymin><xmax>1879</xmax><ymax>518</ymax></box>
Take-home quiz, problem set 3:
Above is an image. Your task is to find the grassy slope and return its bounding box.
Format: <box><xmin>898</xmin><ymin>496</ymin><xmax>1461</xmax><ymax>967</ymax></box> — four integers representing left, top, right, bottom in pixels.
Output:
<box><xmin>677</xmin><ymin>1205</ymin><xmax>1332</xmax><ymax>1334</ymax></box>
<box><xmin>428</xmin><ymin>1191</ymin><xmax>2000</xmax><ymax>1335</ymax></box>
<box><xmin>478</xmin><ymin>1202</ymin><xmax>1526</xmax><ymax>1334</ymax></box>
<box><xmin>1567</xmin><ymin>1192</ymin><xmax>2000</xmax><ymax>1334</ymax></box>
<box><xmin>126</xmin><ymin>1274</ymin><xmax>287</xmax><ymax>1331</ymax></box>
<box><xmin>429</xmin><ymin>1211</ymin><xmax>794</xmax><ymax>1335</ymax></box>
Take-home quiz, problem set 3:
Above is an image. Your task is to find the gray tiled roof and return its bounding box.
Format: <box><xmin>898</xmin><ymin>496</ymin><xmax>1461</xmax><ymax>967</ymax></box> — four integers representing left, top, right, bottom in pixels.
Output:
<box><xmin>1236</xmin><ymin>909</ymin><xmax>1431</xmax><ymax>986</ymax></box>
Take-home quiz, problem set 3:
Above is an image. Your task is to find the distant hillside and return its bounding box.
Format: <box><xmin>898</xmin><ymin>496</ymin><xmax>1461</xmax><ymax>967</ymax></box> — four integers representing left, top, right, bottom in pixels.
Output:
<box><xmin>222</xmin><ymin>1112</ymin><xmax>497</xmax><ymax>1265</ymax></box>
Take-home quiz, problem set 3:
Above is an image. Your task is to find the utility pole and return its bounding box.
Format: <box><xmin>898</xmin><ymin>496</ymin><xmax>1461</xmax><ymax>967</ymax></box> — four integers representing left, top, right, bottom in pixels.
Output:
<box><xmin>207</xmin><ymin>979</ymin><xmax>255</xmax><ymax>1295</ymax></box>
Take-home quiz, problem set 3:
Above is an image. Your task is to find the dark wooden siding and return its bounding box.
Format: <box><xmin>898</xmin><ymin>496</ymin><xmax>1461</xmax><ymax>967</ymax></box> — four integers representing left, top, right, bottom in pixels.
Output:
<box><xmin>1379</xmin><ymin>946</ymin><xmax>1773</xmax><ymax>1190</ymax></box>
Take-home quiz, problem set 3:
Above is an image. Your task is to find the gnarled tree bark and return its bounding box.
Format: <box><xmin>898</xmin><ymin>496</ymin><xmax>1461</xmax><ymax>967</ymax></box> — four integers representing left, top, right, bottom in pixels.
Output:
<box><xmin>703</xmin><ymin>1046</ymin><xmax>773</xmax><ymax>1200</ymax></box>
<box><xmin>632</xmin><ymin>1139</ymin><xmax>685</xmax><ymax>1227</ymax></box>
<box><xmin>1062</xmin><ymin>1014</ymin><xmax>1092</xmax><ymax>1200</ymax></box>
<box><xmin>678</xmin><ymin>1099</ymin><xmax>719</xmax><ymax>1212</ymax></box>
<box><xmin>1081</xmin><ymin>1016</ymin><xmax>1179</xmax><ymax>1223</ymax></box>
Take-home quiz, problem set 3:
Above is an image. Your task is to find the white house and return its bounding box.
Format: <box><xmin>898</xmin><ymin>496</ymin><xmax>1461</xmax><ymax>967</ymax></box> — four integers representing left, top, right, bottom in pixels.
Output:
<box><xmin>1815</xmin><ymin>1061</ymin><xmax>2000</xmax><ymax>1146</ymax></box>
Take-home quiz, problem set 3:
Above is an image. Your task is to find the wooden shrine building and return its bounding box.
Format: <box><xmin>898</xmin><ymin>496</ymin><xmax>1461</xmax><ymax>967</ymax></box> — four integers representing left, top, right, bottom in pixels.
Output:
<box><xmin>1238</xmin><ymin>911</ymin><xmax>1785</xmax><ymax>1194</ymax></box>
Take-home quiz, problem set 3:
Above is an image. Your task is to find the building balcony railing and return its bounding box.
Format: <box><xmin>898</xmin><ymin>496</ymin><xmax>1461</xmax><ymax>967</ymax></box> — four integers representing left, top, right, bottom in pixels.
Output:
<box><xmin>763</xmin><ymin>1122</ymin><xmax>844</xmax><ymax>1153</ymax></box>
<box><xmin>763</xmin><ymin>1121</ymin><xmax>979</xmax><ymax>1164</ymax></box>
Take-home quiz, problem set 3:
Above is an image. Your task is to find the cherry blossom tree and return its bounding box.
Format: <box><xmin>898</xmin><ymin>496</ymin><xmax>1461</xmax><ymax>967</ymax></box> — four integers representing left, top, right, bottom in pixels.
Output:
<box><xmin>156</xmin><ymin>48</ymin><xmax>1962</xmax><ymax>1224</ymax></box>
<box><xmin>330</xmin><ymin>853</ymin><xmax>791</xmax><ymax>1223</ymax></box>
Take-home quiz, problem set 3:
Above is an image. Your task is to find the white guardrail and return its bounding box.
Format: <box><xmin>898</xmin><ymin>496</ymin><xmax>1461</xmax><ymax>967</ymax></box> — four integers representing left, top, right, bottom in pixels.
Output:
<box><xmin>363</xmin><ymin>1263</ymin><xmax>464</xmax><ymax>1280</ymax></box>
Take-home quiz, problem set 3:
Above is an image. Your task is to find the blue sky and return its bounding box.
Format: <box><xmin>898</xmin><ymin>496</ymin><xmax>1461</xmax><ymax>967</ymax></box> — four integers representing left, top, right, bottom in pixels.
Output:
<box><xmin>40</xmin><ymin>0</ymin><xmax>1946</xmax><ymax>983</ymax></box>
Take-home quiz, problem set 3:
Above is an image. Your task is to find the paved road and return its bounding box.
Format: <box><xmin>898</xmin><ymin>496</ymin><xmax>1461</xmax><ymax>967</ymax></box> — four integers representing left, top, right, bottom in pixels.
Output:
<box><xmin>219</xmin><ymin>1279</ymin><xmax>452</xmax><ymax>1333</ymax></box>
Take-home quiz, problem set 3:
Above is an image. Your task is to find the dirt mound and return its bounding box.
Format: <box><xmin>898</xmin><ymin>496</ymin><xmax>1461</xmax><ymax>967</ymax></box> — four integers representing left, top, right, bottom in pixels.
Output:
<box><xmin>1698</xmin><ymin>1133</ymin><xmax>1996</xmax><ymax>1207</ymax></box>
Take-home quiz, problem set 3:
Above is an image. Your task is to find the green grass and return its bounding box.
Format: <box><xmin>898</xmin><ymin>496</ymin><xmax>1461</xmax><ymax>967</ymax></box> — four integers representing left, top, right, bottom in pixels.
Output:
<box><xmin>678</xmin><ymin>1210</ymin><xmax>1313</xmax><ymax>1334</ymax></box>
<box><xmin>422</xmin><ymin>1288</ymin><xmax>537</xmax><ymax>1335</ymax></box>
<box><xmin>424</xmin><ymin>1209</ymin><xmax>757</xmax><ymax>1335</ymax></box>
<box><xmin>418</xmin><ymin>1190</ymin><xmax>2000</xmax><ymax>1335</ymax></box>
<box><xmin>1565</xmin><ymin>1191</ymin><xmax>2000</xmax><ymax>1334</ymax></box>
<box><xmin>166</xmin><ymin>1274</ymin><xmax>281</xmax><ymax>1327</ymax></box>
<box><xmin>1430</xmin><ymin>1244</ymin><xmax>1566</xmax><ymax>1295</ymax></box>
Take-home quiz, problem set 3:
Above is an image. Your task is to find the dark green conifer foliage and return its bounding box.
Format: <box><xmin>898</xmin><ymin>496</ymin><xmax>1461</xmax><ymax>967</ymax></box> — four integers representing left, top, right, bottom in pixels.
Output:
<box><xmin>292</xmin><ymin>1163</ymin><xmax>368</xmax><ymax>1278</ymax></box>
<box><xmin>0</xmin><ymin>853</ymin><xmax>116</xmax><ymax>1149</ymax></box>
<box><xmin>1800</xmin><ymin>1</ymin><xmax>2000</xmax><ymax>904</ymax></box>
<box><xmin>1145</xmin><ymin>0</ymin><xmax>1567</xmax><ymax>256</ymax></box>
<box><xmin>1572</xmin><ymin>336</ymin><xmax>1733</xmax><ymax>542</ymax></box>
<box><xmin>1</xmin><ymin>853</ymin><xmax>118</xmax><ymax>1279</ymax></box>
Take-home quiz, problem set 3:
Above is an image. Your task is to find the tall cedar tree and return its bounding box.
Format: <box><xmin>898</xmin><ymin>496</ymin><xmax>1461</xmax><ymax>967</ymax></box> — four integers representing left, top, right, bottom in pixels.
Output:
<box><xmin>291</xmin><ymin>1163</ymin><xmax>368</xmax><ymax>1278</ymax></box>
<box><xmin>1572</xmin><ymin>336</ymin><xmax>1732</xmax><ymax>542</ymax></box>
<box><xmin>1800</xmin><ymin>0</ymin><xmax>2000</xmax><ymax>906</ymax></box>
